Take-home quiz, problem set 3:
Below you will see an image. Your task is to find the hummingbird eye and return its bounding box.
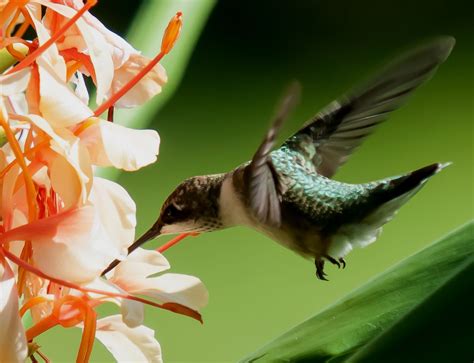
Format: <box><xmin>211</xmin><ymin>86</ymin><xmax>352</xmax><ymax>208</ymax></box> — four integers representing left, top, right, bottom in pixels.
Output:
<box><xmin>162</xmin><ymin>202</ymin><xmax>185</xmax><ymax>223</ymax></box>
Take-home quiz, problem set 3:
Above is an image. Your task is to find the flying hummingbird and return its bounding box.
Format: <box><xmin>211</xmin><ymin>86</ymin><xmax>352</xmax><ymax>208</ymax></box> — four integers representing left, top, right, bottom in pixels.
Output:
<box><xmin>103</xmin><ymin>37</ymin><xmax>454</xmax><ymax>279</ymax></box>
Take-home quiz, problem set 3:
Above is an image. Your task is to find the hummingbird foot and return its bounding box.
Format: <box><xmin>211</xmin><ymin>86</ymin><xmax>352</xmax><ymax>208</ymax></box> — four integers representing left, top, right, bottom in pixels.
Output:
<box><xmin>325</xmin><ymin>255</ymin><xmax>341</xmax><ymax>269</ymax></box>
<box><xmin>339</xmin><ymin>258</ymin><xmax>346</xmax><ymax>269</ymax></box>
<box><xmin>315</xmin><ymin>259</ymin><xmax>329</xmax><ymax>281</ymax></box>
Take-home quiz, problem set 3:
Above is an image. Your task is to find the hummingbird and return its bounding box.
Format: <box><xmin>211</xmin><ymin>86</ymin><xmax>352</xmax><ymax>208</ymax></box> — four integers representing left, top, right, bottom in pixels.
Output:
<box><xmin>103</xmin><ymin>37</ymin><xmax>454</xmax><ymax>280</ymax></box>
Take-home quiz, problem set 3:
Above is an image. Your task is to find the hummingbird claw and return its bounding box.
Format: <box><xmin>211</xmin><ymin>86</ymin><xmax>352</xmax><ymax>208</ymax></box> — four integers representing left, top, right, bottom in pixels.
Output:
<box><xmin>339</xmin><ymin>258</ymin><xmax>347</xmax><ymax>269</ymax></box>
<box><xmin>325</xmin><ymin>255</ymin><xmax>341</xmax><ymax>269</ymax></box>
<box><xmin>315</xmin><ymin>259</ymin><xmax>329</xmax><ymax>281</ymax></box>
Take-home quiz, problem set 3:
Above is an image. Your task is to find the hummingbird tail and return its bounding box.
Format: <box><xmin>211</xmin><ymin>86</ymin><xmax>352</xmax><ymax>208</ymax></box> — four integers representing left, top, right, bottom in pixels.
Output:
<box><xmin>383</xmin><ymin>162</ymin><xmax>450</xmax><ymax>202</ymax></box>
<box><xmin>362</xmin><ymin>162</ymin><xmax>450</xmax><ymax>230</ymax></box>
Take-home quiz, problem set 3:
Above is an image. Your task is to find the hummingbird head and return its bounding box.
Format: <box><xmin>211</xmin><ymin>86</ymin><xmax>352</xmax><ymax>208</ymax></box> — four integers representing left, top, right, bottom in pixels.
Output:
<box><xmin>156</xmin><ymin>174</ymin><xmax>226</xmax><ymax>235</ymax></box>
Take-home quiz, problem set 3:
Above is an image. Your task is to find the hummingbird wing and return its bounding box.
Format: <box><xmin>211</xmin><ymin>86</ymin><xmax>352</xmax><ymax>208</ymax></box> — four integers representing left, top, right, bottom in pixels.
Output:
<box><xmin>283</xmin><ymin>37</ymin><xmax>455</xmax><ymax>178</ymax></box>
<box><xmin>244</xmin><ymin>82</ymin><xmax>300</xmax><ymax>227</ymax></box>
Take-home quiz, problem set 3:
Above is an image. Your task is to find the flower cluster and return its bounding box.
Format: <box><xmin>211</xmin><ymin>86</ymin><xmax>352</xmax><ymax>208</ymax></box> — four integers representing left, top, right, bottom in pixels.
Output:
<box><xmin>0</xmin><ymin>1</ymin><xmax>207</xmax><ymax>362</ymax></box>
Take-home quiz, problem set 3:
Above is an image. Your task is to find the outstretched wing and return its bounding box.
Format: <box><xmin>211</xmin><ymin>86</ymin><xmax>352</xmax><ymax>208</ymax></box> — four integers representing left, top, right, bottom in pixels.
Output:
<box><xmin>283</xmin><ymin>37</ymin><xmax>455</xmax><ymax>178</ymax></box>
<box><xmin>244</xmin><ymin>82</ymin><xmax>300</xmax><ymax>227</ymax></box>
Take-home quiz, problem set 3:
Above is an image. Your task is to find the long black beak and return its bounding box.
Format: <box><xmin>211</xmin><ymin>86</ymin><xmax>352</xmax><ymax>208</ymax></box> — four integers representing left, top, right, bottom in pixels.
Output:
<box><xmin>101</xmin><ymin>220</ymin><xmax>163</xmax><ymax>276</ymax></box>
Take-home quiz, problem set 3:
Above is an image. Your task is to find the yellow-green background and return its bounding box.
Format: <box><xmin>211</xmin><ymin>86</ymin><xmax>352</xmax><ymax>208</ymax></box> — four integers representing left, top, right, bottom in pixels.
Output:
<box><xmin>40</xmin><ymin>0</ymin><xmax>473</xmax><ymax>361</ymax></box>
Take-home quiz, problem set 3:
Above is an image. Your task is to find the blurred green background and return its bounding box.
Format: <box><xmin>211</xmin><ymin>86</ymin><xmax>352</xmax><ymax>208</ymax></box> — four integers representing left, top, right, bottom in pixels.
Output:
<box><xmin>40</xmin><ymin>0</ymin><xmax>473</xmax><ymax>361</ymax></box>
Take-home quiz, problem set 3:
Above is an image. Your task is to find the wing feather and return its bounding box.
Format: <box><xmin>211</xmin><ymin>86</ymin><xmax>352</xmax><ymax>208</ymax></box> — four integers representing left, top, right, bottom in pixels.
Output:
<box><xmin>284</xmin><ymin>37</ymin><xmax>455</xmax><ymax>178</ymax></box>
<box><xmin>244</xmin><ymin>82</ymin><xmax>300</xmax><ymax>226</ymax></box>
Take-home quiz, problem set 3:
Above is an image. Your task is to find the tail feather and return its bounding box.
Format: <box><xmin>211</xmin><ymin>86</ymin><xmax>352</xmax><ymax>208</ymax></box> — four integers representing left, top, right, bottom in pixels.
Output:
<box><xmin>379</xmin><ymin>162</ymin><xmax>449</xmax><ymax>204</ymax></box>
<box><xmin>328</xmin><ymin>162</ymin><xmax>449</xmax><ymax>257</ymax></box>
<box><xmin>364</xmin><ymin>162</ymin><xmax>450</xmax><ymax>227</ymax></box>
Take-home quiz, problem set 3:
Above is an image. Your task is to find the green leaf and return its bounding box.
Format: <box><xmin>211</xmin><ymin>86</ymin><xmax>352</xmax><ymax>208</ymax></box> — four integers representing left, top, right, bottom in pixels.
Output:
<box><xmin>97</xmin><ymin>0</ymin><xmax>216</xmax><ymax>180</ymax></box>
<box><xmin>240</xmin><ymin>221</ymin><xmax>474</xmax><ymax>363</ymax></box>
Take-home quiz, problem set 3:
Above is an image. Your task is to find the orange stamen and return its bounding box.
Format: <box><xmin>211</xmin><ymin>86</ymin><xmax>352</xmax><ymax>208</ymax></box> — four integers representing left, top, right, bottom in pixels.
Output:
<box><xmin>73</xmin><ymin>118</ymin><xmax>97</xmax><ymax>136</ymax></box>
<box><xmin>77</xmin><ymin>303</ymin><xmax>97</xmax><ymax>363</ymax></box>
<box><xmin>6</xmin><ymin>0</ymin><xmax>98</xmax><ymax>75</ymax></box>
<box><xmin>5</xmin><ymin>9</ymin><xmax>22</xmax><ymax>37</ymax></box>
<box><xmin>157</xmin><ymin>232</ymin><xmax>199</xmax><ymax>253</ymax></box>
<box><xmin>20</xmin><ymin>296</ymin><xmax>50</xmax><ymax>317</ymax></box>
<box><xmin>93</xmin><ymin>11</ymin><xmax>183</xmax><ymax>117</ymax></box>
<box><xmin>161</xmin><ymin>11</ymin><xmax>183</xmax><ymax>55</ymax></box>
<box><xmin>26</xmin><ymin>313</ymin><xmax>58</xmax><ymax>341</ymax></box>
<box><xmin>0</xmin><ymin>0</ymin><xmax>29</xmax><ymax>27</ymax></box>
<box><xmin>0</xmin><ymin>112</ymin><xmax>37</xmax><ymax>221</ymax></box>
<box><xmin>2</xmin><ymin>247</ymin><xmax>203</xmax><ymax>322</ymax></box>
<box><xmin>13</xmin><ymin>16</ymin><xmax>31</xmax><ymax>38</ymax></box>
<box><xmin>0</xmin><ymin>140</ymin><xmax>49</xmax><ymax>179</ymax></box>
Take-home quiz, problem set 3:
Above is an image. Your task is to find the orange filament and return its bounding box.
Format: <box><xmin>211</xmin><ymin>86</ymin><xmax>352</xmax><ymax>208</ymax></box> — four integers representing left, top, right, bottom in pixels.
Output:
<box><xmin>13</xmin><ymin>16</ymin><xmax>31</xmax><ymax>38</ymax></box>
<box><xmin>0</xmin><ymin>113</ymin><xmax>37</xmax><ymax>221</ymax></box>
<box><xmin>2</xmin><ymin>247</ymin><xmax>203</xmax><ymax>322</ymax></box>
<box><xmin>6</xmin><ymin>0</ymin><xmax>98</xmax><ymax>75</ymax></box>
<box><xmin>73</xmin><ymin>118</ymin><xmax>97</xmax><ymax>136</ymax></box>
<box><xmin>77</xmin><ymin>302</ymin><xmax>97</xmax><ymax>362</ymax></box>
<box><xmin>0</xmin><ymin>0</ymin><xmax>29</xmax><ymax>27</ymax></box>
<box><xmin>93</xmin><ymin>11</ymin><xmax>183</xmax><ymax>117</ymax></box>
<box><xmin>161</xmin><ymin>11</ymin><xmax>183</xmax><ymax>55</ymax></box>
<box><xmin>20</xmin><ymin>296</ymin><xmax>50</xmax><ymax>317</ymax></box>
<box><xmin>5</xmin><ymin>8</ymin><xmax>22</xmax><ymax>37</ymax></box>
<box><xmin>0</xmin><ymin>140</ymin><xmax>49</xmax><ymax>179</ymax></box>
<box><xmin>157</xmin><ymin>232</ymin><xmax>199</xmax><ymax>253</ymax></box>
<box><xmin>17</xmin><ymin>241</ymin><xmax>33</xmax><ymax>296</ymax></box>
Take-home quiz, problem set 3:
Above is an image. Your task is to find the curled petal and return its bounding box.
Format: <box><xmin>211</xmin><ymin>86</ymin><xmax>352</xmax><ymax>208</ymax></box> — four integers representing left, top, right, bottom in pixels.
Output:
<box><xmin>0</xmin><ymin>255</ymin><xmax>28</xmax><ymax>363</ymax></box>
<box><xmin>114</xmin><ymin>272</ymin><xmax>209</xmax><ymax>312</ymax></box>
<box><xmin>93</xmin><ymin>315</ymin><xmax>162</xmax><ymax>363</ymax></box>
<box><xmin>80</xmin><ymin>119</ymin><xmax>160</xmax><ymax>171</ymax></box>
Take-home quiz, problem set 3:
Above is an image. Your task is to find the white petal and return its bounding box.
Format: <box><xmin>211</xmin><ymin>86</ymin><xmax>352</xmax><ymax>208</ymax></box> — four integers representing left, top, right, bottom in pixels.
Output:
<box><xmin>94</xmin><ymin>315</ymin><xmax>162</xmax><ymax>363</ymax></box>
<box><xmin>0</xmin><ymin>68</ymin><xmax>31</xmax><ymax>96</ymax></box>
<box><xmin>89</xmin><ymin>177</ymin><xmax>136</xmax><ymax>253</ymax></box>
<box><xmin>110</xmin><ymin>53</ymin><xmax>168</xmax><ymax>108</ymax></box>
<box><xmin>71</xmin><ymin>72</ymin><xmax>90</xmax><ymax>105</ymax></box>
<box><xmin>118</xmin><ymin>273</ymin><xmax>209</xmax><ymax>312</ymax></box>
<box><xmin>74</xmin><ymin>16</ymin><xmax>114</xmax><ymax>104</ymax></box>
<box><xmin>0</xmin><ymin>255</ymin><xmax>28</xmax><ymax>363</ymax></box>
<box><xmin>112</xmin><ymin>248</ymin><xmax>170</xmax><ymax>282</ymax></box>
<box><xmin>80</xmin><ymin>119</ymin><xmax>160</xmax><ymax>171</ymax></box>
<box><xmin>1</xmin><ymin>206</ymin><xmax>122</xmax><ymax>284</ymax></box>
<box><xmin>37</xmin><ymin>57</ymin><xmax>93</xmax><ymax>128</ymax></box>
<box><xmin>86</xmin><ymin>278</ymin><xmax>144</xmax><ymax>328</ymax></box>
<box><xmin>28</xmin><ymin>7</ymin><xmax>66</xmax><ymax>79</ymax></box>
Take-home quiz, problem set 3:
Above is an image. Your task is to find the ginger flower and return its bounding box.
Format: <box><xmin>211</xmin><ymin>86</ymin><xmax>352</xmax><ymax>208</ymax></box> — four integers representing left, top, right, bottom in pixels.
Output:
<box><xmin>0</xmin><ymin>2</ymin><xmax>200</xmax><ymax>362</ymax></box>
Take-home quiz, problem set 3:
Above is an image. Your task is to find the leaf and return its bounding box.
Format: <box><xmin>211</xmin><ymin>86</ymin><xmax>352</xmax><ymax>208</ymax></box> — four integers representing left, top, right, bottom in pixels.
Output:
<box><xmin>240</xmin><ymin>221</ymin><xmax>474</xmax><ymax>363</ymax></box>
<box><xmin>97</xmin><ymin>0</ymin><xmax>216</xmax><ymax>181</ymax></box>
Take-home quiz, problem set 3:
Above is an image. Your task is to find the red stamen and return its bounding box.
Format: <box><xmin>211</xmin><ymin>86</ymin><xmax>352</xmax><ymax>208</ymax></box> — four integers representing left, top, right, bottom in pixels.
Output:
<box><xmin>6</xmin><ymin>0</ymin><xmax>98</xmax><ymax>75</ymax></box>
<box><xmin>157</xmin><ymin>232</ymin><xmax>199</xmax><ymax>253</ymax></box>
<box><xmin>93</xmin><ymin>11</ymin><xmax>183</xmax><ymax>117</ymax></box>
